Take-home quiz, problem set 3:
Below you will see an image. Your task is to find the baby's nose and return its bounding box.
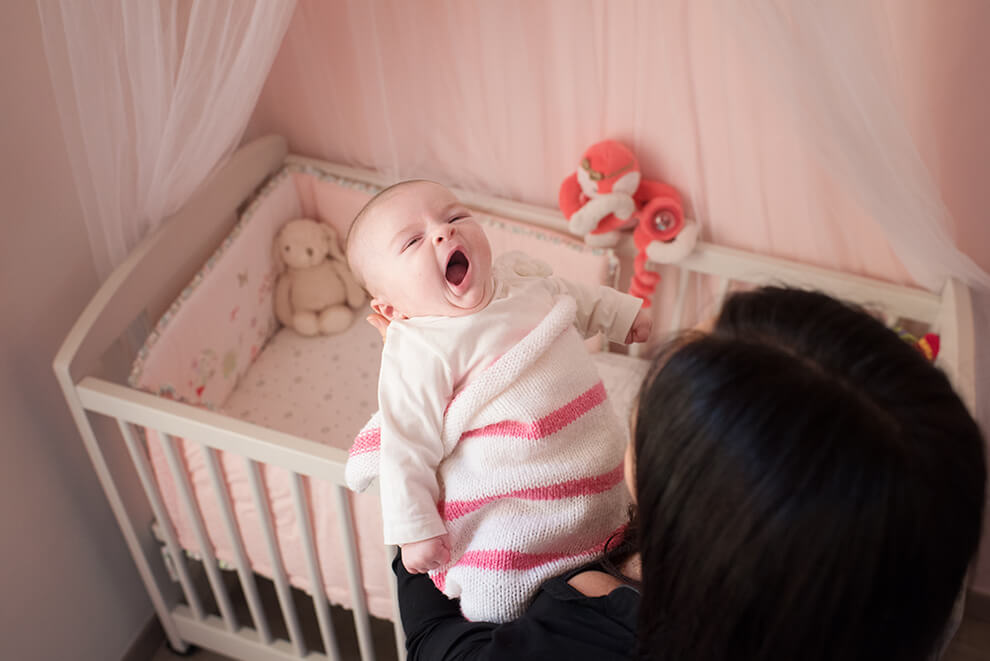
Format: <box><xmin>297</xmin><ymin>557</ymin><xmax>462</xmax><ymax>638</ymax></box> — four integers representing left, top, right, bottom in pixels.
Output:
<box><xmin>433</xmin><ymin>225</ymin><xmax>455</xmax><ymax>245</ymax></box>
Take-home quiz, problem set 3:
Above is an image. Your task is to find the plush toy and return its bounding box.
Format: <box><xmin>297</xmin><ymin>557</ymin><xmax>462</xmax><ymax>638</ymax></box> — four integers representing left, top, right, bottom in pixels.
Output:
<box><xmin>895</xmin><ymin>327</ymin><xmax>941</xmax><ymax>362</ymax></box>
<box><xmin>273</xmin><ymin>218</ymin><xmax>365</xmax><ymax>336</ymax></box>
<box><xmin>559</xmin><ymin>140</ymin><xmax>699</xmax><ymax>307</ymax></box>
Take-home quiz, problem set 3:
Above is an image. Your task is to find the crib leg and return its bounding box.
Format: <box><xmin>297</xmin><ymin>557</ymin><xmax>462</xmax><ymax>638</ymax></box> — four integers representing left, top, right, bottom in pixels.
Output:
<box><xmin>53</xmin><ymin>387</ymin><xmax>189</xmax><ymax>655</ymax></box>
<box><xmin>165</xmin><ymin>639</ymin><xmax>196</xmax><ymax>656</ymax></box>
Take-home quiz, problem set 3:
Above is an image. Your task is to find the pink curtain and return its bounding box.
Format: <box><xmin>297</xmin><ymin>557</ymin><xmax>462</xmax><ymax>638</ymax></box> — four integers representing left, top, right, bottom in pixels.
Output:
<box><xmin>247</xmin><ymin>0</ymin><xmax>990</xmax><ymax>590</ymax></box>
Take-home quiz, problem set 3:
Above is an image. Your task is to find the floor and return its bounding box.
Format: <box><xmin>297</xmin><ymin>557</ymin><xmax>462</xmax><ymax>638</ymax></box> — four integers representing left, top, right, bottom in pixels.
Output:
<box><xmin>148</xmin><ymin>598</ymin><xmax>990</xmax><ymax>661</ymax></box>
<box><xmin>149</xmin><ymin>606</ymin><xmax>399</xmax><ymax>661</ymax></box>
<box><xmin>946</xmin><ymin>604</ymin><xmax>990</xmax><ymax>661</ymax></box>
<box><xmin>148</xmin><ymin>569</ymin><xmax>400</xmax><ymax>661</ymax></box>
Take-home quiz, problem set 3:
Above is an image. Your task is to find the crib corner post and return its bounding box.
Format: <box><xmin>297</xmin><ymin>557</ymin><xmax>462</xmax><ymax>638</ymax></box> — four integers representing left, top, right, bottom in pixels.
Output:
<box><xmin>51</xmin><ymin>371</ymin><xmax>189</xmax><ymax>653</ymax></box>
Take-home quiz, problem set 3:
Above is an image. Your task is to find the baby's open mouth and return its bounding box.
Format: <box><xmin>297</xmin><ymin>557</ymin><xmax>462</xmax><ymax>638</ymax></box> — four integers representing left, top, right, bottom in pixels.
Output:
<box><xmin>445</xmin><ymin>250</ymin><xmax>469</xmax><ymax>286</ymax></box>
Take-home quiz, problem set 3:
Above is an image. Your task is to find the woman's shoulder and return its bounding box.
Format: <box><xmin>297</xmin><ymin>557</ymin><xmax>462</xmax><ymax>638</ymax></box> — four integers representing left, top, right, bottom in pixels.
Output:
<box><xmin>566</xmin><ymin>569</ymin><xmax>630</xmax><ymax>598</ymax></box>
<box><xmin>542</xmin><ymin>561</ymin><xmax>640</xmax><ymax>602</ymax></box>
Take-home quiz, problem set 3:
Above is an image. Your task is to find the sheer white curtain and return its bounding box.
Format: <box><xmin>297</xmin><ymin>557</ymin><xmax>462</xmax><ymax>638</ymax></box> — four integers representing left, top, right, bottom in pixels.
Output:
<box><xmin>734</xmin><ymin>0</ymin><xmax>990</xmax><ymax>591</ymax></box>
<box><xmin>732</xmin><ymin>0</ymin><xmax>990</xmax><ymax>417</ymax></box>
<box><xmin>734</xmin><ymin>0</ymin><xmax>990</xmax><ymax>292</ymax></box>
<box><xmin>38</xmin><ymin>0</ymin><xmax>296</xmax><ymax>280</ymax></box>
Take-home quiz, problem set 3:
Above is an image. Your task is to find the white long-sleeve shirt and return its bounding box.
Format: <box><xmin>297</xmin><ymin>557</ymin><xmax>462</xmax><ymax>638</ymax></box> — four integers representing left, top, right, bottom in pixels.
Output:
<box><xmin>377</xmin><ymin>254</ymin><xmax>642</xmax><ymax>544</ymax></box>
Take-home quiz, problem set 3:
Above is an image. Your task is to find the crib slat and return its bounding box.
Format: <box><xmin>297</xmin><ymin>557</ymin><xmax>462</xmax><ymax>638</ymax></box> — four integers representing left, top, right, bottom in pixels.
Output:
<box><xmin>386</xmin><ymin>545</ymin><xmax>407</xmax><ymax>661</ymax></box>
<box><xmin>159</xmin><ymin>433</ymin><xmax>239</xmax><ymax>631</ymax></box>
<box><xmin>289</xmin><ymin>473</ymin><xmax>342</xmax><ymax>661</ymax></box>
<box><xmin>117</xmin><ymin>421</ymin><xmax>205</xmax><ymax>621</ymax></box>
<box><xmin>334</xmin><ymin>485</ymin><xmax>376</xmax><ymax>661</ymax></box>
<box><xmin>669</xmin><ymin>268</ymin><xmax>692</xmax><ymax>333</ymax></box>
<box><xmin>244</xmin><ymin>458</ymin><xmax>307</xmax><ymax>656</ymax></box>
<box><xmin>200</xmin><ymin>444</ymin><xmax>272</xmax><ymax>644</ymax></box>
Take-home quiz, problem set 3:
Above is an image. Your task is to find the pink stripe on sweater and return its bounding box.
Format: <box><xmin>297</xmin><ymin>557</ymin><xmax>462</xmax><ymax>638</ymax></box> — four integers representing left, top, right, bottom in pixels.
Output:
<box><xmin>460</xmin><ymin>381</ymin><xmax>607</xmax><ymax>443</ymax></box>
<box><xmin>349</xmin><ymin>428</ymin><xmax>380</xmax><ymax>456</ymax></box>
<box><xmin>438</xmin><ymin>463</ymin><xmax>626</xmax><ymax>522</ymax></box>
<box><xmin>454</xmin><ymin>523</ymin><xmax>629</xmax><ymax>572</ymax></box>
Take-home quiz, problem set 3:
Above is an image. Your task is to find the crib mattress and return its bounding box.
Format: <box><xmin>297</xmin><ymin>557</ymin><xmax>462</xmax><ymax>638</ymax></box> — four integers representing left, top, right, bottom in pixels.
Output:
<box><xmin>224</xmin><ymin>318</ymin><xmax>382</xmax><ymax>447</ymax></box>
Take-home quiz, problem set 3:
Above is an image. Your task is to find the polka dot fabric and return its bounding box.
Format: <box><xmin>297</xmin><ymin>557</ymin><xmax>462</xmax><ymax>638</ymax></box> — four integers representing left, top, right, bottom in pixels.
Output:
<box><xmin>221</xmin><ymin>319</ymin><xmax>382</xmax><ymax>449</ymax></box>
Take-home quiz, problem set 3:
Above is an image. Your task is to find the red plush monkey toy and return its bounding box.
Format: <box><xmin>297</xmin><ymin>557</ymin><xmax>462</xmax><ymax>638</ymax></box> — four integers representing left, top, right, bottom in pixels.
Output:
<box><xmin>559</xmin><ymin>140</ymin><xmax>698</xmax><ymax>307</ymax></box>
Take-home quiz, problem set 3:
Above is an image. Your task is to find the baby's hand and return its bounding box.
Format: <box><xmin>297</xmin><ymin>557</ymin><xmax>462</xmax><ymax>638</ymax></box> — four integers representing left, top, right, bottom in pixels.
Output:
<box><xmin>625</xmin><ymin>309</ymin><xmax>653</xmax><ymax>344</ymax></box>
<box><xmin>402</xmin><ymin>534</ymin><xmax>451</xmax><ymax>574</ymax></box>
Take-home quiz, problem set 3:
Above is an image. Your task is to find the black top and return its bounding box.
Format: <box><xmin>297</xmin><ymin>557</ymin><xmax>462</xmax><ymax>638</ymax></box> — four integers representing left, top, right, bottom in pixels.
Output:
<box><xmin>394</xmin><ymin>552</ymin><xmax>639</xmax><ymax>661</ymax></box>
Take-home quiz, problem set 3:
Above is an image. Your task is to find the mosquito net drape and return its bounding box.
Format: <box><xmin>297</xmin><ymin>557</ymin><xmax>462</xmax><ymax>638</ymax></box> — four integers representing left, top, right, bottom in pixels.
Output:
<box><xmin>37</xmin><ymin>0</ymin><xmax>296</xmax><ymax>280</ymax></box>
<box><xmin>40</xmin><ymin>0</ymin><xmax>990</xmax><ymax>589</ymax></box>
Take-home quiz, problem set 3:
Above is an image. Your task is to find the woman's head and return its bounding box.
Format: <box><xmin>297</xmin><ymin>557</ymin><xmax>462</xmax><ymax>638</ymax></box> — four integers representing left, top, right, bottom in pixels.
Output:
<box><xmin>633</xmin><ymin>287</ymin><xmax>985</xmax><ymax>661</ymax></box>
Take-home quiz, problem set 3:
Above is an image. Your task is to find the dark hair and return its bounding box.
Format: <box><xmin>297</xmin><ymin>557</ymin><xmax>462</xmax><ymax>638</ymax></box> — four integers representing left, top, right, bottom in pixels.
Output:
<box><xmin>633</xmin><ymin>287</ymin><xmax>985</xmax><ymax>661</ymax></box>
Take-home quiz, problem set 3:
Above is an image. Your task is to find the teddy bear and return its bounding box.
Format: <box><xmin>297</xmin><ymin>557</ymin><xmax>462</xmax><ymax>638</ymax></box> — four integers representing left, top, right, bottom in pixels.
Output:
<box><xmin>559</xmin><ymin>140</ymin><xmax>699</xmax><ymax>307</ymax></box>
<box><xmin>273</xmin><ymin>218</ymin><xmax>365</xmax><ymax>336</ymax></box>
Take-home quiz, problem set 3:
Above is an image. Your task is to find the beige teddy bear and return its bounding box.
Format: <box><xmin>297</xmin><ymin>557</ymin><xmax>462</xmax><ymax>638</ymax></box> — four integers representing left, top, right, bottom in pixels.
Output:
<box><xmin>273</xmin><ymin>218</ymin><xmax>365</xmax><ymax>336</ymax></box>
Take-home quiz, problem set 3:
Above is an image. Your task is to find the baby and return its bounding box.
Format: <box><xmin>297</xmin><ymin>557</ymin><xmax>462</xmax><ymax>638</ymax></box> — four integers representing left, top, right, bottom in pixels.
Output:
<box><xmin>344</xmin><ymin>180</ymin><xmax>650</xmax><ymax>621</ymax></box>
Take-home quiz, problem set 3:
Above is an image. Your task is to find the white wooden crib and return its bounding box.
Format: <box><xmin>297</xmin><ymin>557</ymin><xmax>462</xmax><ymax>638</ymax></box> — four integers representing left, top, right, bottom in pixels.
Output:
<box><xmin>54</xmin><ymin>135</ymin><xmax>976</xmax><ymax>661</ymax></box>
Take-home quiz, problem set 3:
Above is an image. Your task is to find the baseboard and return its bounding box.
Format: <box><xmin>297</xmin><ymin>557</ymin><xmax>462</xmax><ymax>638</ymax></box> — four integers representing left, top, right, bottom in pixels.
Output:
<box><xmin>121</xmin><ymin>616</ymin><xmax>165</xmax><ymax>661</ymax></box>
<box><xmin>966</xmin><ymin>588</ymin><xmax>990</xmax><ymax>624</ymax></box>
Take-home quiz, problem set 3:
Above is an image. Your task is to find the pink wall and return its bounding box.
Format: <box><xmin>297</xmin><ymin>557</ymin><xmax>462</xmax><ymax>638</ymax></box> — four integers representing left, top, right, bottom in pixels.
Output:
<box><xmin>0</xmin><ymin>4</ymin><xmax>152</xmax><ymax>659</ymax></box>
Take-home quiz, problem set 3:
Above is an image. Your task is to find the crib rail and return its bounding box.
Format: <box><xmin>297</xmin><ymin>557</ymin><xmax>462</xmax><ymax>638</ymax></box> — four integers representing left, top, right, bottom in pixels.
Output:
<box><xmin>75</xmin><ymin>376</ymin><xmax>404</xmax><ymax>661</ymax></box>
<box><xmin>653</xmin><ymin>242</ymin><xmax>970</xmax><ymax>389</ymax></box>
<box><xmin>78</xmin><ymin>378</ymin><xmax>350</xmax><ymax>483</ymax></box>
<box><xmin>667</xmin><ymin>241</ymin><xmax>943</xmax><ymax>324</ymax></box>
<box><xmin>626</xmin><ymin>239</ymin><xmax>944</xmax><ymax>334</ymax></box>
<box><xmin>625</xmin><ymin>240</ymin><xmax>975</xmax><ymax>416</ymax></box>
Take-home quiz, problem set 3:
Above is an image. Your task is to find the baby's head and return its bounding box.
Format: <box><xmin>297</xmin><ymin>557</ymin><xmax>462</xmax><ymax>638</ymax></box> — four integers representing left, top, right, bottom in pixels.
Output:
<box><xmin>346</xmin><ymin>180</ymin><xmax>493</xmax><ymax>321</ymax></box>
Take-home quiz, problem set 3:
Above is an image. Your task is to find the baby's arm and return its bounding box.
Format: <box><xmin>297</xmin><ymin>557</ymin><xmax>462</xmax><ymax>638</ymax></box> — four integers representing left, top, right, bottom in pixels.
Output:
<box><xmin>378</xmin><ymin>332</ymin><xmax>455</xmax><ymax>572</ymax></box>
<box><xmin>547</xmin><ymin>277</ymin><xmax>651</xmax><ymax>344</ymax></box>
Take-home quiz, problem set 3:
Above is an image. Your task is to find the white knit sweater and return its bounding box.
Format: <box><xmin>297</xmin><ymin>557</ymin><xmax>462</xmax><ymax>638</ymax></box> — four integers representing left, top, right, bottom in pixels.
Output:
<box><xmin>346</xmin><ymin>256</ymin><xmax>636</xmax><ymax>622</ymax></box>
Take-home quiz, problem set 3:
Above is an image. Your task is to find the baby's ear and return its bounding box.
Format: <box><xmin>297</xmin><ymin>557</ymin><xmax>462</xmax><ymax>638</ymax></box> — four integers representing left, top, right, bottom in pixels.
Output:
<box><xmin>370</xmin><ymin>297</ymin><xmax>401</xmax><ymax>322</ymax></box>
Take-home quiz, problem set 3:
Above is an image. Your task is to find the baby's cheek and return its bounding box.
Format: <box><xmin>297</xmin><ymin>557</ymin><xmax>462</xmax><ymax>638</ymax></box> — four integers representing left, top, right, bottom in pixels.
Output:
<box><xmin>471</xmin><ymin>233</ymin><xmax>494</xmax><ymax>277</ymax></box>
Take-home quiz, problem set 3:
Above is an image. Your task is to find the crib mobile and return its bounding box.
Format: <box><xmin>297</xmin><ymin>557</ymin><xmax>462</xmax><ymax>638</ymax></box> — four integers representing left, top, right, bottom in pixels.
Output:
<box><xmin>558</xmin><ymin>139</ymin><xmax>700</xmax><ymax>307</ymax></box>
